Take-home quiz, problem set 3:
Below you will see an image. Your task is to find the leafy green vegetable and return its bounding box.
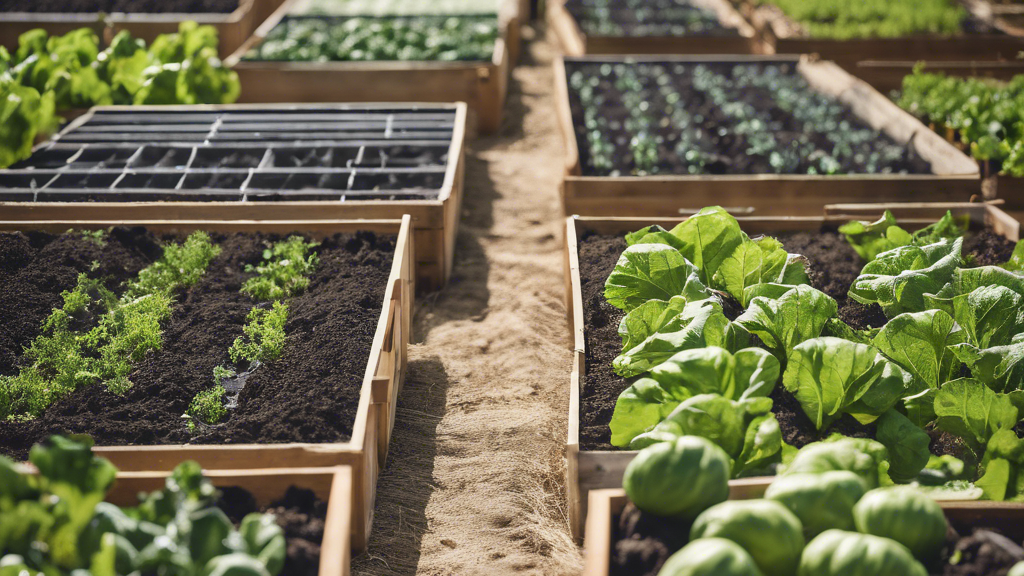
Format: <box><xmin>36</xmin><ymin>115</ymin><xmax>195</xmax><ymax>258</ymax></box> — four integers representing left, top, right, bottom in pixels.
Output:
<box><xmin>229</xmin><ymin>302</ymin><xmax>289</xmax><ymax>365</ymax></box>
<box><xmin>658</xmin><ymin>538</ymin><xmax>765</xmax><ymax>576</ymax></box>
<box><xmin>690</xmin><ymin>500</ymin><xmax>805</xmax><ymax>576</ymax></box>
<box><xmin>848</xmin><ymin>238</ymin><xmax>963</xmax><ymax>316</ymax></box>
<box><xmin>605</xmin><ymin>243</ymin><xmax>708</xmax><ymax>312</ymax></box>
<box><xmin>666</xmin><ymin>206</ymin><xmax>745</xmax><ymax>286</ymax></box>
<box><xmin>734</xmin><ymin>285</ymin><xmax>837</xmax><ymax>362</ymax></box>
<box><xmin>760</xmin><ymin>0</ymin><xmax>965</xmax><ymax>39</ymax></box>
<box><xmin>242</xmin><ymin>236</ymin><xmax>319</xmax><ymax>301</ymax></box>
<box><xmin>933</xmin><ymin>378</ymin><xmax>1018</xmax><ymax>456</ymax></box>
<box><xmin>782</xmin><ymin>436</ymin><xmax>891</xmax><ymax>489</ymax></box>
<box><xmin>0</xmin><ymin>77</ymin><xmax>56</xmax><ymax>168</ymax></box>
<box><xmin>797</xmin><ymin>530</ymin><xmax>928</xmax><ymax>576</ymax></box>
<box><xmin>782</xmin><ymin>337</ymin><xmax>913</xmax><ymax>429</ymax></box>
<box><xmin>975</xmin><ymin>429</ymin><xmax>1024</xmax><ymax>501</ymax></box>
<box><xmin>613</xmin><ymin>298</ymin><xmax>740</xmax><ymax>377</ymax></box>
<box><xmin>608</xmin><ymin>347</ymin><xmax>779</xmax><ymax>447</ymax></box>
<box><xmin>852</xmin><ymin>487</ymin><xmax>948</xmax><ymax>561</ymax></box>
<box><xmin>871</xmin><ymin>310</ymin><xmax>964</xmax><ymax>390</ymax></box>
<box><xmin>874</xmin><ymin>409</ymin><xmax>930</xmax><ymax>483</ymax></box>
<box><xmin>765</xmin><ymin>471</ymin><xmax>867</xmax><ymax>539</ymax></box>
<box><xmin>617</xmin><ymin>295</ymin><xmax>711</xmax><ymax>352</ymax></box>
<box><xmin>714</xmin><ymin>236</ymin><xmax>810</xmax><ymax>306</ymax></box>
<box><xmin>953</xmin><ymin>286</ymin><xmax>1024</xmax><ymax>349</ymax></box>
<box><xmin>622</xmin><ymin>436</ymin><xmax>731</xmax><ymax>519</ymax></box>
<box><xmin>840</xmin><ymin>210</ymin><xmax>966</xmax><ymax>263</ymax></box>
<box><xmin>951</xmin><ymin>340</ymin><xmax>1024</xmax><ymax>393</ymax></box>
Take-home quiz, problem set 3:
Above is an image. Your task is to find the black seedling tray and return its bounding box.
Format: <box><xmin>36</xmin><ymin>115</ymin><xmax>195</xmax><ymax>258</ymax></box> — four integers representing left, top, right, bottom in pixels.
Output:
<box><xmin>2</xmin><ymin>107</ymin><xmax>456</xmax><ymax>202</ymax></box>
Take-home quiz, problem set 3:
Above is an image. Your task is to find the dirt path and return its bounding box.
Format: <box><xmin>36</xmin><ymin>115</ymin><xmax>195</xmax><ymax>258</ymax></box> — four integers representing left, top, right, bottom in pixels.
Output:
<box><xmin>350</xmin><ymin>26</ymin><xmax>584</xmax><ymax>576</ymax></box>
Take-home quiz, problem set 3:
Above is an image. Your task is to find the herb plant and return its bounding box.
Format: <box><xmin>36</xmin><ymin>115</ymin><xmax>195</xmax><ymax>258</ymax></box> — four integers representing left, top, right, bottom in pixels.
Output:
<box><xmin>0</xmin><ymin>435</ymin><xmax>286</xmax><ymax>576</ymax></box>
<box><xmin>755</xmin><ymin>0</ymin><xmax>966</xmax><ymax>39</ymax></box>
<box><xmin>229</xmin><ymin>303</ymin><xmax>289</xmax><ymax>364</ymax></box>
<box><xmin>245</xmin><ymin>16</ymin><xmax>498</xmax><ymax>62</ymax></box>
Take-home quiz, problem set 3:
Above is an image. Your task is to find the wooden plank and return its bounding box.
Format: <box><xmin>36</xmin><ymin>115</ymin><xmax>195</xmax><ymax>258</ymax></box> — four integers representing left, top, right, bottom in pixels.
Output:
<box><xmin>0</xmin><ymin>217</ymin><xmax>413</xmax><ymax>552</ymax></box>
<box><xmin>109</xmin><ymin>467</ymin><xmax>351</xmax><ymax>576</ymax></box>
<box><xmin>854</xmin><ymin>60</ymin><xmax>1024</xmax><ymax>93</ymax></box>
<box><xmin>0</xmin><ymin>0</ymin><xmax>259</xmax><ymax>58</ymax></box>
<box><xmin>564</xmin><ymin>204</ymin><xmax>1018</xmax><ymax>538</ymax></box>
<box><xmin>548</xmin><ymin>0</ymin><xmax>759</xmax><ymax>56</ymax></box>
<box><xmin>583</xmin><ymin>487</ymin><xmax>1024</xmax><ymax>576</ymax></box>
<box><xmin>555</xmin><ymin>55</ymin><xmax>981</xmax><ymax>218</ymax></box>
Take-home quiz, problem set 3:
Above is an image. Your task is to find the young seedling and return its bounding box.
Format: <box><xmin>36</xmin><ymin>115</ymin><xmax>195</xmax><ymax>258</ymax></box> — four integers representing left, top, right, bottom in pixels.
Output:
<box><xmin>229</xmin><ymin>302</ymin><xmax>289</xmax><ymax>365</ymax></box>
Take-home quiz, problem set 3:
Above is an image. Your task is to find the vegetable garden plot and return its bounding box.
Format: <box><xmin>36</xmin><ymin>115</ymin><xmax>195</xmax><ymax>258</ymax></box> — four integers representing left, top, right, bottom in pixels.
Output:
<box><xmin>225</xmin><ymin>0</ymin><xmax>510</xmax><ymax>134</ymax></box>
<box><xmin>548</xmin><ymin>0</ymin><xmax>757</xmax><ymax>56</ymax></box>
<box><xmin>0</xmin><ymin>104</ymin><xmax>465</xmax><ymax>291</ymax></box>
<box><xmin>0</xmin><ymin>217</ymin><xmax>413</xmax><ymax>550</ymax></box>
<box><xmin>562</xmin><ymin>203</ymin><xmax>1024</xmax><ymax>538</ymax></box>
<box><xmin>555</xmin><ymin>56</ymin><xmax>980</xmax><ymax>217</ymax></box>
<box><xmin>0</xmin><ymin>0</ymin><xmax>265</xmax><ymax>58</ymax></box>
<box><xmin>747</xmin><ymin>0</ymin><xmax>1024</xmax><ymax>90</ymax></box>
<box><xmin>582</xmin><ymin>486</ymin><xmax>1024</xmax><ymax>576</ymax></box>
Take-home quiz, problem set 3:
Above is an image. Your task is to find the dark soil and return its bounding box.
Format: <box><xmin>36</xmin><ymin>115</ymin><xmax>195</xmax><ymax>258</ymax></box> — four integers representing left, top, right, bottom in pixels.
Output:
<box><xmin>609</xmin><ymin>503</ymin><xmax>1024</xmax><ymax>576</ymax></box>
<box><xmin>577</xmin><ymin>226</ymin><xmax>1018</xmax><ymax>451</ymax></box>
<box><xmin>217</xmin><ymin>485</ymin><xmax>328</xmax><ymax>576</ymax></box>
<box><xmin>0</xmin><ymin>0</ymin><xmax>239</xmax><ymax>13</ymax></box>
<box><xmin>565</xmin><ymin>0</ymin><xmax>741</xmax><ymax>37</ymax></box>
<box><xmin>0</xmin><ymin>228</ymin><xmax>394</xmax><ymax>459</ymax></box>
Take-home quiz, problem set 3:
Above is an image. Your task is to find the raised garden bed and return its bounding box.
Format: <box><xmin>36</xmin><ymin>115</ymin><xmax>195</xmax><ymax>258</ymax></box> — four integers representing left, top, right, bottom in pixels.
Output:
<box><xmin>747</xmin><ymin>0</ymin><xmax>1024</xmax><ymax>90</ymax></box>
<box><xmin>0</xmin><ymin>0</ymin><xmax>265</xmax><ymax>58</ymax></box>
<box><xmin>225</xmin><ymin>0</ymin><xmax>511</xmax><ymax>135</ymax></box>
<box><xmin>548</xmin><ymin>0</ymin><xmax>758</xmax><ymax>56</ymax></box>
<box><xmin>0</xmin><ymin>104</ymin><xmax>465</xmax><ymax>291</ymax></box>
<box><xmin>555</xmin><ymin>55</ymin><xmax>980</xmax><ymax>218</ymax></box>
<box><xmin>0</xmin><ymin>217</ymin><xmax>413</xmax><ymax>549</ymax></box>
<box><xmin>110</xmin><ymin>466</ymin><xmax>354</xmax><ymax>575</ymax></box>
<box><xmin>583</xmin><ymin>486</ymin><xmax>1024</xmax><ymax>576</ymax></box>
<box><xmin>563</xmin><ymin>202</ymin><xmax>1022</xmax><ymax>538</ymax></box>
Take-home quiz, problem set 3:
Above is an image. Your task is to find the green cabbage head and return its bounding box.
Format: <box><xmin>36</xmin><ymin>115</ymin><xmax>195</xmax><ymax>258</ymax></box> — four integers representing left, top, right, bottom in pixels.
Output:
<box><xmin>853</xmin><ymin>487</ymin><xmax>947</xmax><ymax>562</ymax></box>
<box><xmin>765</xmin><ymin>471</ymin><xmax>867</xmax><ymax>540</ymax></box>
<box><xmin>798</xmin><ymin>530</ymin><xmax>927</xmax><ymax>576</ymax></box>
<box><xmin>623</xmin><ymin>436</ymin><xmax>731</xmax><ymax>519</ymax></box>
<box><xmin>657</xmin><ymin>538</ymin><xmax>765</xmax><ymax>576</ymax></box>
<box><xmin>690</xmin><ymin>499</ymin><xmax>804</xmax><ymax>576</ymax></box>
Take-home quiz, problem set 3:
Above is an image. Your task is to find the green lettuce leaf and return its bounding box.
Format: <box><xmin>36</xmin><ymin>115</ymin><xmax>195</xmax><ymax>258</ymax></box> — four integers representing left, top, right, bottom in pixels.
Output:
<box><xmin>604</xmin><ymin>243</ymin><xmax>708</xmax><ymax>312</ymax></box>
<box><xmin>782</xmin><ymin>337</ymin><xmax>913</xmax><ymax>430</ymax></box>
<box><xmin>1003</xmin><ymin>241</ymin><xmax>1024</xmax><ymax>273</ymax></box>
<box><xmin>840</xmin><ymin>210</ymin><xmax>965</xmax><ymax>263</ymax></box>
<box><xmin>934</xmin><ymin>378</ymin><xmax>1018</xmax><ymax>456</ymax></box>
<box><xmin>608</xmin><ymin>347</ymin><xmax>779</xmax><ymax>447</ymax></box>
<box><xmin>735</xmin><ymin>284</ymin><xmax>838</xmax><ymax>361</ymax></box>
<box><xmin>871</xmin><ymin>309</ymin><xmax>965</xmax><ymax>389</ymax></box>
<box><xmin>874</xmin><ymin>408</ymin><xmax>931</xmax><ymax>483</ymax></box>
<box><xmin>953</xmin><ymin>286</ymin><xmax>1024</xmax><ymax>348</ymax></box>
<box><xmin>848</xmin><ymin>238</ymin><xmax>963</xmax><ymax>316</ymax></box>
<box><xmin>951</xmin><ymin>340</ymin><xmax>1024</xmax><ymax>393</ymax></box>
<box><xmin>975</xmin><ymin>429</ymin><xmax>1024</xmax><ymax>501</ymax></box>
<box><xmin>668</xmin><ymin>206</ymin><xmax>746</xmax><ymax>286</ymax></box>
<box><xmin>782</xmin><ymin>435</ymin><xmax>891</xmax><ymax>489</ymax></box>
<box><xmin>714</xmin><ymin>236</ymin><xmax>810</xmax><ymax>306</ymax></box>
<box><xmin>618</xmin><ymin>294</ymin><xmax>708</xmax><ymax>352</ymax></box>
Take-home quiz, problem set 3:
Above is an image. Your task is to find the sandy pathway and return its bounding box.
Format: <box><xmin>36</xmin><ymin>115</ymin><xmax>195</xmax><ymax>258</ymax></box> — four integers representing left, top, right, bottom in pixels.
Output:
<box><xmin>350</xmin><ymin>26</ymin><xmax>584</xmax><ymax>576</ymax></box>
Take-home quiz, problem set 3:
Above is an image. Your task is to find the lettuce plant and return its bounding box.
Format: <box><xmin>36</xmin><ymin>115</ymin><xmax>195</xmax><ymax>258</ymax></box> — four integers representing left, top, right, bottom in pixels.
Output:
<box><xmin>797</xmin><ymin>530</ymin><xmax>927</xmax><ymax>576</ymax></box>
<box><xmin>735</xmin><ymin>285</ymin><xmax>837</xmax><ymax>362</ymax></box>
<box><xmin>781</xmin><ymin>436</ymin><xmax>891</xmax><ymax>489</ymax></box>
<box><xmin>870</xmin><ymin>309</ymin><xmax>964</xmax><ymax>390</ymax></box>
<box><xmin>952</xmin><ymin>339</ymin><xmax>1024</xmax><ymax>393</ymax></box>
<box><xmin>658</xmin><ymin>538</ymin><xmax>764</xmax><ymax>576</ymax></box>
<box><xmin>848</xmin><ymin>238</ymin><xmax>963</xmax><ymax>316</ymax></box>
<box><xmin>765</xmin><ymin>471</ymin><xmax>867</xmax><ymax>539</ymax></box>
<box><xmin>609</xmin><ymin>346</ymin><xmax>778</xmax><ymax>447</ymax></box>
<box><xmin>840</xmin><ymin>210</ymin><xmax>966</xmax><ymax>263</ymax></box>
<box><xmin>934</xmin><ymin>378</ymin><xmax>1018</xmax><ymax>456</ymax></box>
<box><xmin>622</xmin><ymin>436</ymin><xmax>731</xmax><ymax>519</ymax></box>
<box><xmin>975</xmin><ymin>429</ymin><xmax>1024</xmax><ymax>501</ymax></box>
<box><xmin>690</xmin><ymin>500</ymin><xmax>805</xmax><ymax>576</ymax></box>
<box><xmin>852</xmin><ymin>487</ymin><xmax>948</xmax><ymax>561</ymax></box>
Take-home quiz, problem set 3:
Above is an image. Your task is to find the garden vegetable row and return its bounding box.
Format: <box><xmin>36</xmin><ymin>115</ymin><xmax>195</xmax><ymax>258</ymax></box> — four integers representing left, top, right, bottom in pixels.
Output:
<box><xmin>563</xmin><ymin>0</ymin><xmax>741</xmax><ymax>38</ymax></box>
<box><xmin>0</xmin><ymin>23</ymin><xmax>239</xmax><ymax>168</ymax></box>
<box><xmin>0</xmin><ymin>435</ymin><xmax>338</xmax><ymax>576</ymax></box>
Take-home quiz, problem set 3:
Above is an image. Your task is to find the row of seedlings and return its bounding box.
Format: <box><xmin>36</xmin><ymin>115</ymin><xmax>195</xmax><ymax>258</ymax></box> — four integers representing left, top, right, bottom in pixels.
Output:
<box><xmin>564</xmin><ymin>202</ymin><xmax>1024</xmax><ymax>543</ymax></box>
<box><xmin>0</xmin><ymin>103</ymin><xmax>466</xmax><ymax>291</ymax></box>
<box><xmin>0</xmin><ymin>213</ymin><xmax>414</xmax><ymax>552</ymax></box>
<box><xmin>742</xmin><ymin>0</ymin><xmax>1024</xmax><ymax>91</ymax></box>
<box><xmin>225</xmin><ymin>0</ymin><xmax>516</xmax><ymax>134</ymax></box>
<box><xmin>0</xmin><ymin>0</ymin><xmax>279</xmax><ymax>58</ymax></box>
<box><xmin>555</xmin><ymin>55</ymin><xmax>980</xmax><ymax>218</ymax></box>
<box><xmin>2</xmin><ymin>435</ymin><xmax>353</xmax><ymax>576</ymax></box>
<box><xmin>548</xmin><ymin>0</ymin><xmax>758</xmax><ymax>56</ymax></box>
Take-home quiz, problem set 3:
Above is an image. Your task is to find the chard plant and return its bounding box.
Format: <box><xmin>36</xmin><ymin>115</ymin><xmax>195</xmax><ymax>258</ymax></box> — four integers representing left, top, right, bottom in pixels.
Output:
<box><xmin>0</xmin><ymin>231</ymin><xmax>219</xmax><ymax>421</ymax></box>
<box><xmin>601</xmin><ymin>206</ymin><xmax>1024</xmax><ymax>500</ymax></box>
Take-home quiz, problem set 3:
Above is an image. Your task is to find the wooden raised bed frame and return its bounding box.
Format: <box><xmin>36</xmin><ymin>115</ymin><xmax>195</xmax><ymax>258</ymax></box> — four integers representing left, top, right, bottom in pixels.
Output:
<box><xmin>0</xmin><ymin>103</ymin><xmax>466</xmax><ymax>293</ymax></box>
<box><xmin>0</xmin><ymin>216</ymin><xmax>414</xmax><ymax>552</ymax></box>
<box><xmin>582</xmin><ymin>486</ymin><xmax>1024</xmax><ymax>576</ymax></box>
<box><xmin>0</xmin><ymin>0</ymin><xmax>264</xmax><ymax>58</ymax></box>
<box><xmin>547</xmin><ymin>0</ymin><xmax>760</xmax><ymax>56</ymax></box>
<box><xmin>224</xmin><ymin>0</ymin><xmax>510</xmax><ymax>135</ymax></box>
<box><xmin>563</xmin><ymin>203</ymin><xmax>1022</xmax><ymax>539</ymax></box>
<box><xmin>109</xmin><ymin>467</ymin><xmax>352</xmax><ymax>576</ymax></box>
<box><xmin>555</xmin><ymin>55</ymin><xmax>982</xmax><ymax>218</ymax></box>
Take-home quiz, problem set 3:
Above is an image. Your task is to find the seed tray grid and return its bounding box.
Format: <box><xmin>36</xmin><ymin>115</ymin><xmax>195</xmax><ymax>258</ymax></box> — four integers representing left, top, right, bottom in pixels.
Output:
<box><xmin>4</xmin><ymin>107</ymin><xmax>456</xmax><ymax>202</ymax></box>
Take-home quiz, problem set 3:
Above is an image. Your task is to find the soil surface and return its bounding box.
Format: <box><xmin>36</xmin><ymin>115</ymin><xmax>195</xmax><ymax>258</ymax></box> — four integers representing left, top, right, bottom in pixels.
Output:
<box><xmin>578</xmin><ymin>227</ymin><xmax>1018</xmax><ymax>451</ymax></box>
<box><xmin>217</xmin><ymin>485</ymin><xmax>328</xmax><ymax>576</ymax></box>
<box><xmin>564</xmin><ymin>0</ymin><xmax>741</xmax><ymax>37</ymax></box>
<box><xmin>0</xmin><ymin>228</ymin><xmax>393</xmax><ymax>458</ymax></box>
<box><xmin>609</xmin><ymin>503</ymin><xmax>1024</xmax><ymax>576</ymax></box>
<box><xmin>349</xmin><ymin>26</ymin><xmax>583</xmax><ymax>576</ymax></box>
<box><xmin>1</xmin><ymin>0</ymin><xmax>239</xmax><ymax>13</ymax></box>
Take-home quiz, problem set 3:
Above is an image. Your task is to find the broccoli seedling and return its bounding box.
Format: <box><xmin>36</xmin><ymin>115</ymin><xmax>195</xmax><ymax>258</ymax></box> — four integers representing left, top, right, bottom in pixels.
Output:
<box><xmin>242</xmin><ymin>236</ymin><xmax>319</xmax><ymax>301</ymax></box>
<box><xmin>229</xmin><ymin>302</ymin><xmax>288</xmax><ymax>364</ymax></box>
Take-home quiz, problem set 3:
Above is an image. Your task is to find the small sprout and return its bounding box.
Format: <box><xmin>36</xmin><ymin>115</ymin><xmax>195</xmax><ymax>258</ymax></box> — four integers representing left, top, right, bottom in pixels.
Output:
<box><xmin>81</xmin><ymin>229</ymin><xmax>107</xmax><ymax>246</ymax></box>
<box><xmin>213</xmin><ymin>365</ymin><xmax>236</xmax><ymax>384</ymax></box>
<box><xmin>229</xmin><ymin>302</ymin><xmax>288</xmax><ymax>364</ymax></box>
<box><xmin>185</xmin><ymin>385</ymin><xmax>228</xmax><ymax>428</ymax></box>
<box><xmin>242</xmin><ymin>236</ymin><xmax>319</xmax><ymax>301</ymax></box>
